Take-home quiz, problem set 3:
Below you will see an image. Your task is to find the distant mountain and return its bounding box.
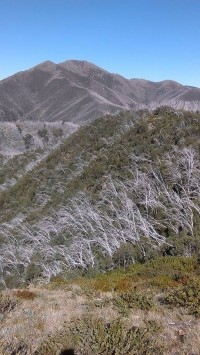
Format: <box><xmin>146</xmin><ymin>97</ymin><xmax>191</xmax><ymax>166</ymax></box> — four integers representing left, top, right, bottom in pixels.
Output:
<box><xmin>0</xmin><ymin>60</ymin><xmax>200</xmax><ymax>123</ymax></box>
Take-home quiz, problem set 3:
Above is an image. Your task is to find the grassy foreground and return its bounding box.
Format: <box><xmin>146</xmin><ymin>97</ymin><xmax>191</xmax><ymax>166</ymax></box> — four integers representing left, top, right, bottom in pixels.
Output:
<box><xmin>1</xmin><ymin>256</ymin><xmax>200</xmax><ymax>354</ymax></box>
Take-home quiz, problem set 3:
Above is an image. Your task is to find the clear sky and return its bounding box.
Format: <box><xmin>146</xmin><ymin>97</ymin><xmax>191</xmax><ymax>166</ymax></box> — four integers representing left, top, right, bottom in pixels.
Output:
<box><xmin>0</xmin><ymin>0</ymin><xmax>200</xmax><ymax>87</ymax></box>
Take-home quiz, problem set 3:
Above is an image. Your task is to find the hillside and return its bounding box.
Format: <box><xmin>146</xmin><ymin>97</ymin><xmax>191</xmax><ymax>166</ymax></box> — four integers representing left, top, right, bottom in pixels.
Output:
<box><xmin>1</xmin><ymin>60</ymin><xmax>200</xmax><ymax>123</ymax></box>
<box><xmin>1</xmin><ymin>107</ymin><xmax>200</xmax><ymax>354</ymax></box>
<box><xmin>0</xmin><ymin>120</ymin><xmax>78</xmax><ymax>196</ymax></box>
<box><xmin>0</xmin><ymin>107</ymin><xmax>200</xmax><ymax>289</ymax></box>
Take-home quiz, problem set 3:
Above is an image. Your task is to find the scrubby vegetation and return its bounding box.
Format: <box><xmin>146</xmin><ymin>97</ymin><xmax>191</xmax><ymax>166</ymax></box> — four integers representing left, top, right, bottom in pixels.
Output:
<box><xmin>1</xmin><ymin>256</ymin><xmax>200</xmax><ymax>354</ymax></box>
<box><xmin>0</xmin><ymin>107</ymin><xmax>200</xmax><ymax>287</ymax></box>
<box><xmin>163</xmin><ymin>279</ymin><xmax>200</xmax><ymax>316</ymax></box>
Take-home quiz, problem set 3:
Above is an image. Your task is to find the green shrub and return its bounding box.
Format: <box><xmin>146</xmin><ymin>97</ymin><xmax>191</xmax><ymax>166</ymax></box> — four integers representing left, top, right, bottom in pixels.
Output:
<box><xmin>163</xmin><ymin>278</ymin><xmax>200</xmax><ymax>316</ymax></box>
<box><xmin>70</xmin><ymin>317</ymin><xmax>163</xmax><ymax>355</ymax></box>
<box><xmin>113</xmin><ymin>292</ymin><xmax>154</xmax><ymax>315</ymax></box>
<box><xmin>25</xmin><ymin>262</ymin><xmax>43</xmax><ymax>283</ymax></box>
<box><xmin>37</xmin><ymin>316</ymin><xmax>163</xmax><ymax>355</ymax></box>
<box><xmin>4</xmin><ymin>273</ymin><xmax>24</xmax><ymax>289</ymax></box>
<box><xmin>112</xmin><ymin>243</ymin><xmax>136</xmax><ymax>268</ymax></box>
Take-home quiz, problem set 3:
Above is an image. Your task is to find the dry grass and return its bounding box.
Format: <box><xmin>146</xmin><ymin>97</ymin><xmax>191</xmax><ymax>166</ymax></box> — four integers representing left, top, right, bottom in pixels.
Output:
<box><xmin>1</xmin><ymin>258</ymin><xmax>200</xmax><ymax>354</ymax></box>
<box><xmin>1</xmin><ymin>284</ymin><xmax>200</xmax><ymax>354</ymax></box>
<box><xmin>0</xmin><ymin>286</ymin><xmax>87</xmax><ymax>354</ymax></box>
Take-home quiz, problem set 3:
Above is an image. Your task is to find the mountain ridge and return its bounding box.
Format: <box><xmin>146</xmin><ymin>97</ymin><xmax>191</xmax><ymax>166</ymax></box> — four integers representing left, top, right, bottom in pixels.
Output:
<box><xmin>0</xmin><ymin>59</ymin><xmax>200</xmax><ymax>123</ymax></box>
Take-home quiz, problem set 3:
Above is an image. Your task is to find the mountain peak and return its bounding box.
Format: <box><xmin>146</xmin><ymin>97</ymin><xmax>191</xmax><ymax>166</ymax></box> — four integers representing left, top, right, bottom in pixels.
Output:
<box><xmin>31</xmin><ymin>60</ymin><xmax>56</xmax><ymax>72</ymax></box>
<box><xmin>59</xmin><ymin>59</ymin><xmax>108</xmax><ymax>75</ymax></box>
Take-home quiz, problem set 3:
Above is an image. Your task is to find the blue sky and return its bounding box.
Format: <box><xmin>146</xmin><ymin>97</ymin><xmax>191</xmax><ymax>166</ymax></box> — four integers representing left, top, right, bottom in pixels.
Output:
<box><xmin>0</xmin><ymin>0</ymin><xmax>200</xmax><ymax>86</ymax></box>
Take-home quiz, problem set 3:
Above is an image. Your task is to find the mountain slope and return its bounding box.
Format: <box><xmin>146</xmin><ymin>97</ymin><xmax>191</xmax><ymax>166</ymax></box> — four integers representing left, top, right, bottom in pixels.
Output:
<box><xmin>0</xmin><ymin>108</ymin><xmax>200</xmax><ymax>288</ymax></box>
<box><xmin>1</xmin><ymin>60</ymin><xmax>200</xmax><ymax>123</ymax></box>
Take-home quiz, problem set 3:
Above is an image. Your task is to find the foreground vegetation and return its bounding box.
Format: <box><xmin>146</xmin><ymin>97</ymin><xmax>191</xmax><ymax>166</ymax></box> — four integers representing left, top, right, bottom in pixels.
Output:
<box><xmin>1</xmin><ymin>256</ymin><xmax>200</xmax><ymax>354</ymax></box>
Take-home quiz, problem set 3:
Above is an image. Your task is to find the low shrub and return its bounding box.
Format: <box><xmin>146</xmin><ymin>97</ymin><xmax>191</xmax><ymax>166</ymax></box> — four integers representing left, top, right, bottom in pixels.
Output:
<box><xmin>37</xmin><ymin>316</ymin><xmax>163</xmax><ymax>355</ymax></box>
<box><xmin>113</xmin><ymin>292</ymin><xmax>154</xmax><ymax>315</ymax></box>
<box><xmin>69</xmin><ymin>317</ymin><xmax>163</xmax><ymax>355</ymax></box>
<box><xmin>163</xmin><ymin>278</ymin><xmax>200</xmax><ymax>316</ymax></box>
